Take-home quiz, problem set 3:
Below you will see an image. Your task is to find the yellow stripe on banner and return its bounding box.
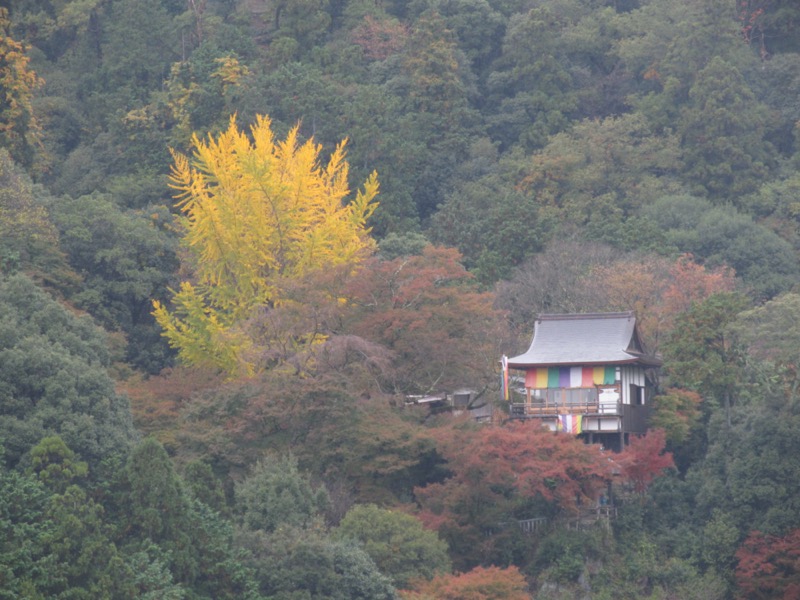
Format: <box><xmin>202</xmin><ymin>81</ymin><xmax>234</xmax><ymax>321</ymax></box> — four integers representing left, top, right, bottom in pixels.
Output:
<box><xmin>593</xmin><ymin>366</ymin><xmax>605</xmax><ymax>385</ymax></box>
<box><xmin>535</xmin><ymin>368</ymin><xmax>549</xmax><ymax>388</ymax></box>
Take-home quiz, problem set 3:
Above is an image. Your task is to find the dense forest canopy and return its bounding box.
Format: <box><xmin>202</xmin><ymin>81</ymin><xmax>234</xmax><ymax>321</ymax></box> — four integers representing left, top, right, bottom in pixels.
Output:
<box><xmin>2</xmin><ymin>0</ymin><xmax>800</xmax><ymax>597</ymax></box>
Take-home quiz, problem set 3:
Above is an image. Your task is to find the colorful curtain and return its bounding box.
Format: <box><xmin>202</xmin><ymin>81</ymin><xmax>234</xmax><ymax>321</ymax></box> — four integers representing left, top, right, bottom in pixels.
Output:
<box><xmin>556</xmin><ymin>414</ymin><xmax>583</xmax><ymax>434</ymax></box>
<box><xmin>525</xmin><ymin>366</ymin><xmax>615</xmax><ymax>388</ymax></box>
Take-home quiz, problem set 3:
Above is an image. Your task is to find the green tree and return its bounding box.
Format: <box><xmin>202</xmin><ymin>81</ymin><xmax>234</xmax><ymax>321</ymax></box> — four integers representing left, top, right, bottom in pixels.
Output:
<box><xmin>182</xmin><ymin>460</ymin><xmax>228</xmax><ymax>515</ymax></box>
<box><xmin>0</xmin><ymin>461</ymin><xmax>51</xmax><ymax>598</ymax></box>
<box><xmin>235</xmin><ymin>454</ymin><xmax>330</xmax><ymax>533</ymax></box>
<box><xmin>663</xmin><ymin>292</ymin><xmax>750</xmax><ymax>428</ymax></box>
<box><xmin>0</xmin><ymin>273</ymin><xmax>136</xmax><ymax>470</ymax></box>
<box><xmin>263</xmin><ymin>0</ymin><xmax>331</xmax><ymax>58</ymax></box>
<box><xmin>334</xmin><ymin>504</ymin><xmax>451</xmax><ymax>588</ymax></box>
<box><xmin>519</xmin><ymin>113</ymin><xmax>683</xmax><ymax>232</ymax></box>
<box><xmin>651</xmin><ymin>388</ymin><xmax>703</xmax><ymax>446</ymax></box>
<box><xmin>335</xmin><ymin>84</ymin><xmax>422</xmax><ymax>235</ymax></box>
<box><xmin>49</xmin><ymin>193</ymin><xmax>178</xmax><ymax>372</ymax></box>
<box><xmin>27</xmin><ymin>435</ymin><xmax>88</xmax><ymax>493</ymax></box>
<box><xmin>124</xmin><ymin>438</ymin><xmax>195</xmax><ymax>551</ymax></box>
<box><xmin>643</xmin><ymin>195</ymin><xmax>800</xmax><ymax>299</ymax></box>
<box><xmin>0</xmin><ymin>149</ymin><xmax>73</xmax><ymax>287</ymax></box>
<box><xmin>431</xmin><ymin>143</ymin><xmax>548</xmax><ymax>283</ymax></box>
<box><xmin>97</xmin><ymin>0</ymin><xmax>181</xmax><ymax>108</ymax></box>
<box><xmin>420</xmin><ymin>0</ymin><xmax>504</xmax><ymax>74</ymax></box>
<box><xmin>486</xmin><ymin>5</ymin><xmax>578</xmax><ymax>150</ymax></box>
<box><xmin>38</xmin><ymin>485</ymin><xmax>133</xmax><ymax>599</ymax></box>
<box><xmin>394</xmin><ymin>10</ymin><xmax>480</xmax><ymax>221</ymax></box>
<box><xmin>678</xmin><ymin>57</ymin><xmax>775</xmax><ymax>201</ymax></box>
<box><xmin>122</xmin><ymin>437</ymin><xmax>256</xmax><ymax>598</ymax></box>
<box><xmin>674</xmin><ymin>384</ymin><xmax>800</xmax><ymax>598</ymax></box>
<box><xmin>124</xmin><ymin>546</ymin><xmax>187</xmax><ymax>600</ymax></box>
<box><xmin>616</xmin><ymin>0</ymin><xmax>749</xmax><ymax>129</ymax></box>
<box><xmin>237</xmin><ymin>526</ymin><xmax>397</xmax><ymax>600</ymax></box>
<box><xmin>730</xmin><ymin>292</ymin><xmax>800</xmax><ymax>408</ymax></box>
<box><xmin>738</xmin><ymin>0</ymin><xmax>800</xmax><ymax>54</ymax></box>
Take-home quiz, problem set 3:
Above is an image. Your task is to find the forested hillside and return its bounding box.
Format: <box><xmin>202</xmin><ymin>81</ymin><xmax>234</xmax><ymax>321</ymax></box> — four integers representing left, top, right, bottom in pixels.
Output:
<box><xmin>2</xmin><ymin>0</ymin><xmax>800</xmax><ymax>597</ymax></box>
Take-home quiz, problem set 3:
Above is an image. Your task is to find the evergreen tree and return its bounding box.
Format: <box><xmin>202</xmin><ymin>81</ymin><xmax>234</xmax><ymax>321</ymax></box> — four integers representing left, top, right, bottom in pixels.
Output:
<box><xmin>0</xmin><ymin>273</ymin><xmax>136</xmax><ymax>470</ymax></box>
<box><xmin>678</xmin><ymin>57</ymin><xmax>775</xmax><ymax>201</ymax></box>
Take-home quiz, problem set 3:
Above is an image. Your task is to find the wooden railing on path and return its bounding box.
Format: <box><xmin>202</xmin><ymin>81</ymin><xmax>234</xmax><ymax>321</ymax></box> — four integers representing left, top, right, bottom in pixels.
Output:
<box><xmin>514</xmin><ymin>506</ymin><xmax>617</xmax><ymax>535</ymax></box>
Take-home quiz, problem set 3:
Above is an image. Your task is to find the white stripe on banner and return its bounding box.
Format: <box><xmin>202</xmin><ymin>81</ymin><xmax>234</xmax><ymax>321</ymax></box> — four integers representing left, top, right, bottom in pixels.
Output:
<box><xmin>569</xmin><ymin>366</ymin><xmax>582</xmax><ymax>388</ymax></box>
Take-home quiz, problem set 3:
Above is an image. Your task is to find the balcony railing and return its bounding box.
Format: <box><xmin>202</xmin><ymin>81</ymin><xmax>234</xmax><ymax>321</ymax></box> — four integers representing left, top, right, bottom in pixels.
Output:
<box><xmin>510</xmin><ymin>400</ymin><xmax>620</xmax><ymax>417</ymax></box>
<box><xmin>510</xmin><ymin>401</ymin><xmax>651</xmax><ymax>434</ymax></box>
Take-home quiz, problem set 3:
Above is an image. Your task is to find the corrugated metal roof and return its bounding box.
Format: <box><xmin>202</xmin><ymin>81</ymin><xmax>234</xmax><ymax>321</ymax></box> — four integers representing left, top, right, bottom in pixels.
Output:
<box><xmin>507</xmin><ymin>312</ymin><xmax>661</xmax><ymax>368</ymax></box>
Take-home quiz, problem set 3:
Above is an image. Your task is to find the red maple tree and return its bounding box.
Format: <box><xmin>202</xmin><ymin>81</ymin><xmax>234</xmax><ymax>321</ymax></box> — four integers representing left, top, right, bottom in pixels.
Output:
<box><xmin>616</xmin><ymin>428</ymin><xmax>675</xmax><ymax>495</ymax></box>
<box><xmin>735</xmin><ymin>528</ymin><xmax>800</xmax><ymax>600</ymax></box>
<box><xmin>414</xmin><ymin>421</ymin><xmax>612</xmax><ymax>566</ymax></box>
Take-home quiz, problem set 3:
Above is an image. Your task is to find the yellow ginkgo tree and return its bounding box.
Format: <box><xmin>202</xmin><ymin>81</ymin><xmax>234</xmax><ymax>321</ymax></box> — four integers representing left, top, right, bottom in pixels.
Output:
<box><xmin>153</xmin><ymin>115</ymin><xmax>378</xmax><ymax>375</ymax></box>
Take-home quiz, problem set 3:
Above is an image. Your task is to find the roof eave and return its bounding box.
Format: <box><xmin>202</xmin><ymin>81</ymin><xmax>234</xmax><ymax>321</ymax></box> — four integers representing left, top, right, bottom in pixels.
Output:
<box><xmin>507</xmin><ymin>357</ymin><xmax>661</xmax><ymax>369</ymax></box>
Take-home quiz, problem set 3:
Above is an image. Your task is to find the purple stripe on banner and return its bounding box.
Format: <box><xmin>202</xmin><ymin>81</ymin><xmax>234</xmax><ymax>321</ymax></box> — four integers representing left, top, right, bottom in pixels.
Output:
<box><xmin>559</xmin><ymin>367</ymin><xmax>571</xmax><ymax>388</ymax></box>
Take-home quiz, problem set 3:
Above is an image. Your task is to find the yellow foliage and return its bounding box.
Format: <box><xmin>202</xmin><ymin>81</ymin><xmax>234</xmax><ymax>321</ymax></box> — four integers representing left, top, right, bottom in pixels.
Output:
<box><xmin>154</xmin><ymin>115</ymin><xmax>378</xmax><ymax>375</ymax></box>
<box><xmin>212</xmin><ymin>56</ymin><xmax>250</xmax><ymax>89</ymax></box>
<box><xmin>0</xmin><ymin>8</ymin><xmax>43</xmax><ymax>166</ymax></box>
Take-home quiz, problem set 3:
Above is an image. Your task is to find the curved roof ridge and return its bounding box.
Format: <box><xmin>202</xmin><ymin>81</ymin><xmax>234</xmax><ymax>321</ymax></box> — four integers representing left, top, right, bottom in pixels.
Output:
<box><xmin>507</xmin><ymin>311</ymin><xmax>661</xmax><ymax>368</ymax></box>
<box><xmin>537</xmin><ymin>311</ymin><xmax>634</xmax><ymax>321</ymax></box>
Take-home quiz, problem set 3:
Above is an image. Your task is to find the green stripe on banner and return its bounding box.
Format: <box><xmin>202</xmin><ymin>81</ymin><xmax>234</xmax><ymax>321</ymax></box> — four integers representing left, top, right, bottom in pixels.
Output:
<box><xmin>604</xmin><ymin>367</ymin><xmax>616</xmax><ymax>384</ymax></box>
<box><xmin>548</xmin><ymin>367</ymin><xmax>560</xmax><ymax>388</ymax></box>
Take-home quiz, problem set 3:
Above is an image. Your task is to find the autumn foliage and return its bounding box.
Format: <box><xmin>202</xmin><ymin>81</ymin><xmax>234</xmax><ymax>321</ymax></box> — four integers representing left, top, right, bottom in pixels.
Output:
<box><xmin>616</xmin><ymin>428</ymin><xmax>675</xmax><ymax>494</ymax></box>
<box><xmin>342</xmin><ymin>245</ymin><xmax>509</xmax><ymax>394</ymax></box>
<box><xmin>735</xmin><ymin>528</ymin><xmax>800</xmax><ymax>600</ymax></box>
<box><xmin>415</xmin><ymin>421</ymin><xmax>612</xmax><ymax>566</ymax></box>
<box><xmin>0</xmin><ymin>9</ymin><xmax>42</xmax><ymax>168</ymax></box>
<box><xmin>153</xmin><ymin>115</ymin><xmax>379</xmax><ymax>375</ymax></box>
<box><xmin>118</xmin><ymin>367</ymin><xmax>223</xmax><ymax>451</ymax></box>
<box><xmin>416</xmin><ymin>421</ymin><xmax>613</xmax><ymax>517</ymax></box>
<box><xmin>400</xmin><ymin>565</ymin><xmax>530</xmax><ymax>600</ymax></box>
<box><xmin>351</xmin><ymin>15</ymin><xmax>408</xmax><ymax>61</ymax></box>
<box><xmin>592</xmin><ymin>253</ymin><xmax>736</xmax><ymax>351</ymax></box>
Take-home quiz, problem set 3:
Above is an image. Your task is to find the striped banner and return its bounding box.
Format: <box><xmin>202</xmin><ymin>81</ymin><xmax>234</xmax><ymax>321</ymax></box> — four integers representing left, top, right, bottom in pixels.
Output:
<box><xmin>555</xmin><ymin>414</ymin><xmax>583</xmax><ymax>435</ymax></box>
<box><xmin>525</xmin><ymin>366</ymin><xmax>616</xmax><ymax>388</ymax></box>
<box><xmin>501</xmin><ymin>355</ymin><xmax>509</xmax><ymax>401</ymax></box>
<box><xmin>572</xmin><ymin>414</ymin><xmax>582</xmax><ymax>434</ymax></box>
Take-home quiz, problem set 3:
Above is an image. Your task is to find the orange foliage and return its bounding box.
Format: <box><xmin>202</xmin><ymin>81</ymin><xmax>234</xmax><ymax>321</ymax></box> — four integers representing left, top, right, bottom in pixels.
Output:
<box><xmin>663</xmin><ymin>254</ymin><xmax>736</xmax><ymax>315</ymax></box>
<box><xmin>735</xmin><ymin>528</ymin><xmax>800</xmax><ymax>600</ymax></box>
<box><xmin>0</xmin><ymin>8</ymin><xmax>42</xmax><ymax>165</ymax></box>
<box><xmin>343</xmin><ymin>245</ymin><xmax>510</xmax><ymax>394</ymax></box>
<box><xmin>119</xmin><ymin>367</ymin><xmax>223</xmax><ymax>451</ymax></box>
<box><xmin>616</xmin><ymin>429</ymin><xmax>675</xmax><ymax>494</ymax></box>
<box><xmin>591</xmin><ymin>253</ymin><xmax>735</xmax><ymax>351</ymax></box>
<box><xmin>416</xmin><ymin>421</ymin><xmax>613</xmax><ymax>528</ymax></box>
<box><xmin>400</xmin><ymin>565</ymin><xmax>530</xmax><ymax>600</ymax></box>
<box><xmin>413</xmin><ymin>422</ymin><xmax>612</xmax><ymax>567</ymax></box>
<box><xmin>351</xmin><ymin>15</ymin><xmax>408</xmax><ymax>61</ymax></box>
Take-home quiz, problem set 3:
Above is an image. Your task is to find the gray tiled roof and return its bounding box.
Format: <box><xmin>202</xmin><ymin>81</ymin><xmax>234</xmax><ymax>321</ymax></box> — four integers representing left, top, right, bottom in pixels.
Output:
<box><xmin>507</xmin><ymin>312</ymin><xmax>661</xmax><ymax>368</ymax></box>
